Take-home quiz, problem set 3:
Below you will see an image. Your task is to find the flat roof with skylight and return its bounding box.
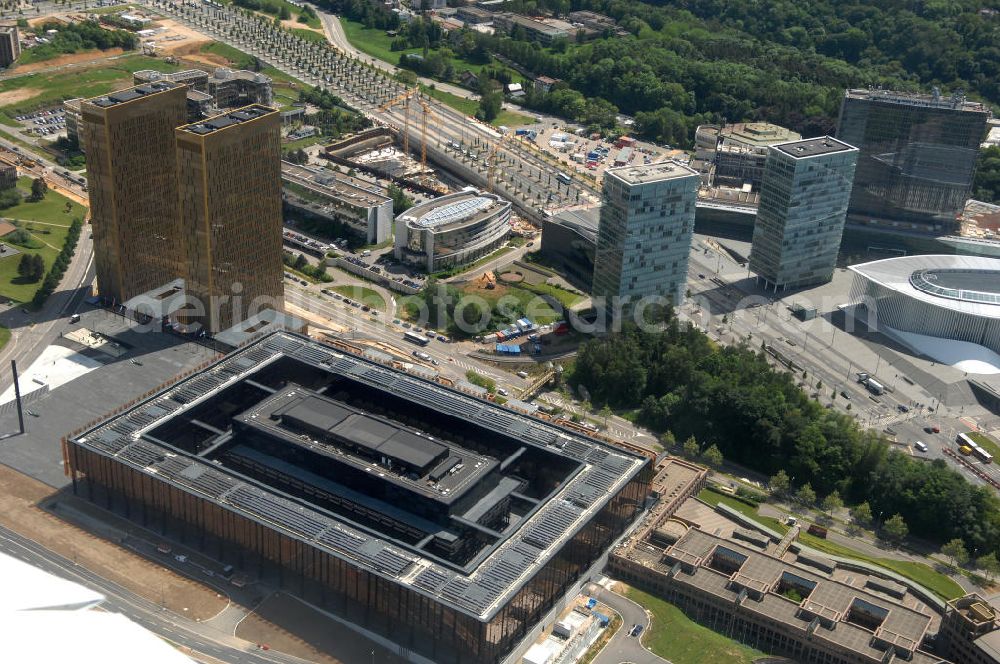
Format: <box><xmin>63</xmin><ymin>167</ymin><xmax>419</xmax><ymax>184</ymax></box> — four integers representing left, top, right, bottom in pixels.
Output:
<box><xmin>773</xmin><ymin>136</ymin><xmax>857</xmax><ymax>159</ymax></box>
<box><xmin>178</xmin><ymin>104</ymin><xmax>276</xmax><ymax>135</ymax></box>
<box><xmin>605</xmin><ymin>160</ymin><xmax>698</xmax><ymax>185</ymax></box>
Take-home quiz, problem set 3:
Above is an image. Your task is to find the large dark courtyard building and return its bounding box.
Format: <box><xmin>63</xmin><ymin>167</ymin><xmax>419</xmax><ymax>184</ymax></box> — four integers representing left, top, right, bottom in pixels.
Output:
<box><xmin>65</xmin><ymin>332</ymin><xmax>650</xmax><ymax>663</ymax></box>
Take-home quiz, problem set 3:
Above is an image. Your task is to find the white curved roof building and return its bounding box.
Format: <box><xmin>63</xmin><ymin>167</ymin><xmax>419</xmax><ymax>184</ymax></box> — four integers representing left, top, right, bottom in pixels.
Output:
<box><xmin>394</xmin><ymin>190</ymin><xmax>511</xmax><ymax>272</ymax></box>
<box><xmin>849</xmin><ymin>255</ymin><xmax>1000</xmax><ymax>367</ymax></box>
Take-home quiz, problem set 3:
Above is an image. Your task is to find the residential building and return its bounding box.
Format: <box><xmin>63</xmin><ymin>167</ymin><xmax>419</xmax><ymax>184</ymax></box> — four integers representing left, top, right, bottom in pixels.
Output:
<box><xmin>750</xmin><ymin>137</ymin><xmax>859</xmax><ymax>290</ymax></box>
<box><xmin>81</xmin><ymin>81</ymin><xmax>188</xmax><ymax>304</ymax></box>
<box><xmin>0</xmin><ymin>24</ymin><xmax>20</xmax><ymax>68</ymax></box>
<box><xmin>533</xmin><ymin>75</ymin><xmax>560</xmax><ymax>93</ymax></box>
<box><xmin>712</xmin><ymin>122</ymin><xmax>801</xmax><ymax>190</ymax></box>
<box><xmin>394</xmin><ymin>189</ymin><xmax>511</xmax><ymax>272</ymax></box>
<box><xmin>0</xmin><ymin>157</ymin><xmax>16</xmax><ymax>190</ymax></box>
<box><xmin>591</xmin><ymin>161</ymin><xmax>699</xmax><ymax>308</ymax></box>
<box><xmin>567</xmin><ymin>10</ymin><xmax>624</xmax><ymax>35</ymax></box>
<box><xmin>456</xmin><ymin>6</ymin><xmax>493</xmax><ymax>24</ymax></box>
<box><xmin>940</xmin><ymin>594</ymin><xmax>1000</xmax><ymax>664</ymax></box>
<box><xmin>65</xmin><ymin>330</ymin><xmax>649</xmax><ymax>664</ymax></box>
<box><xmin>540</xmin><ymin>207</ymin><xmax>598</xmax><ymax>290</ymax></box>
<box><xmin>493</xmin><ymin>13</ymin><xmax>568</xmax><ymax>44</ymax></box>
<box><xmin>836</xmin><ymin>88</ymin><xmax>991</xmax><ymax>234</ymax></box>
<box><xmin>420</xmin><ymin>0</ymin><xmax>447</xmax><ymax>9</ymax></box>
<box><xmin>175</xmin><ymin>105</ymin><xmax>284</xmax><ymax>334</ymax></box>
<box><xmin>63</xmin><ymin>98</ymin><xmax>84</xmax><ymax>151</ymax></box>
<box><xmin>281</xmin><ymin>161</ymin><xmax>393</xmax><ymax>245</ymax></box>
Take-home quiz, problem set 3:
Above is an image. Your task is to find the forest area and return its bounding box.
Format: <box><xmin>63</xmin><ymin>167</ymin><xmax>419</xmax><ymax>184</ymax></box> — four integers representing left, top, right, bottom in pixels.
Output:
<box><xmin>570</xmin><ymin>320</ymin><xmax>1000</xmax><ymax>558</ymax></box>
<box><xmin>321</xmin><ymin>0</ymin><xmax>1000</xmax><ymax>151</ymax></box>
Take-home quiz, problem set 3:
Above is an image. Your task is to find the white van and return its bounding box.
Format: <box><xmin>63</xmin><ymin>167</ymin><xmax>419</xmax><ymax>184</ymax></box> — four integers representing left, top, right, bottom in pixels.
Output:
<box><xmin>914</xmin><ymin>441</ymin><xmax>928</xmax><ymax>453</ymax></box>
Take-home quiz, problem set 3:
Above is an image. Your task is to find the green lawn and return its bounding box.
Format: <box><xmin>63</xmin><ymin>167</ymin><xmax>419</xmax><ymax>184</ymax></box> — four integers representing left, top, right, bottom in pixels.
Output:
<box><xmin>0</xmin><ymin>178</ymin><xmax>84</xmax><ymax>303</ymax></box>
<box><xmin>0</xmin><ymin>325</ymin><xmax>10</xmax><ymax>351</ymax></box>
<box><xmin>625</xmin><ymin>587</ymin><xmax>766</xmax><ymax>664</ymax></box>
<box><xmin>332</xmin><ymin>284</ymin><xmax>386</xmax><ymax>311</ymax></box>
<box><xmin>0</xmin><ymin>54</ymin><xmax>181</xmax><ymax>118</ymax></box>
<box><xmin>283</xmin><ymin>134</ymin><xmax>329</xmax><ymax>151</ymax></box>
<box><xmin>421</xmin><ymin>85</ymin><xmax>534</xmax><ymax>127</ymax></box>
<box><xmin>797</xmin><ymin>532</ymin><xmax>966</xmax><ymax>601</ymax></box>
<box><xmin>516</xmin><ymin>280</ymin><xmax>585</xmax><ymax>309</ymax></box>
<box><xmin>339</xmin><ymin>17</ymin><xmax>525</xmax><ymax>83</ymax></box>
<box><xmin>696</xmin><ymin>487</ymin><xmax>964</xmax><ymax>600</ymax></box>
<box><xmin>289</xmin><ymin>27</ymin><xmax>328</xmax><ymax>44</ymax></box>
<box><xmin>699</xmin><ymin>487</ymin><xmax>791</xmax><ymax>534</ymax></box>
<box><xmin>457</xmin><ymin>280</ymin><xmax>563</xmax><ymax>326</ymax></box>
<box><xmin>339</xmin><ymin>18</ymin><xmax>420</xmax><ymax>65</ymax></box>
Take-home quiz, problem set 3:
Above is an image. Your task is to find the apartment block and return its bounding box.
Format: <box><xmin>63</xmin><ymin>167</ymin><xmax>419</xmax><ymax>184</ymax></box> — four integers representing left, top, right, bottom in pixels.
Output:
<box><xmin>81</xmin><ymin>82</ymin><xmax>188</xmax><ymax>304</ymax></box>
<box><xmin>592</xmin><ymin>161</ymin><xmax>698</xmax><ymax>308</ymax></box>
<box><xmin>0</xmin><ymin>157</ymin><xmax>16</xmax><ymax>190</ymax></box>
<box><xmin>176</xmin><ymin>105</ymin><xmax>284</xmax><ymax>334</ymax></box>
<box><xmin>0</xmin><ymin>24</ymin><xmax>20</xmax><ymax>68</ymax></box>
<box><xmin>750</xmin><ymin>137</ymin><xmax>859</xmax><ymax>290</ymax></box>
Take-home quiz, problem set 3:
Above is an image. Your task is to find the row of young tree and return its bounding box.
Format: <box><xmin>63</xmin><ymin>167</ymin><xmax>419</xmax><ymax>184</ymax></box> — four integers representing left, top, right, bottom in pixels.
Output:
<box><xmin>31</xmin><ymin>217</ymin><xmax>82</xmax><ymax>308</ymax></box>
<box><xmin>570</xmin><ymin>318</ymin><xmax>1000</xmax><ymax>557</ymax></box>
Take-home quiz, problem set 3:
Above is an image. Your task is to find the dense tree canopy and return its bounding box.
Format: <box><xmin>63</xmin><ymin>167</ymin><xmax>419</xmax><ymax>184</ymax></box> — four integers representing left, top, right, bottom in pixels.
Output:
<box><xmin>571</xmin><ymin>320</ymin><xmax>1000</xmax><ymax>555</ymax></box>
<box><xmin>975</xmin><ymin>146</ymin><xmax>1000</xmax><ymax>203</ymax></box>
<box><xmin>324</xmin><ymin>0</ymin><xmax>999</xmax><ymax>146</ymax></box>
<box><xmin>29</xmin><ymin>20</ymin><xmax>138</xmax><ymax>60</ymax></box>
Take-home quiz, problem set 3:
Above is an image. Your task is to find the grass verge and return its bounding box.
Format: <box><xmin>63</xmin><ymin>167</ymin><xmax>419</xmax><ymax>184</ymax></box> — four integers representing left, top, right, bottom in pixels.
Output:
<box><xmin>0</xmin><ymin>325</ymin><xmax>10</xmax><ymax>350</ymax></box>
<box><xmin>624</xmin><ymin>586</ymin><xmax>765</xmax><ymax>664</ymax></box>
<box><xmin>332</xmin><ymin>284</ymin><xmax>386</xmax><ymax>311</ymax></box>
<box><xmin>797</xmin><ymin>532</ymin><xmax>965</xmax><ymax>600</ymax></box>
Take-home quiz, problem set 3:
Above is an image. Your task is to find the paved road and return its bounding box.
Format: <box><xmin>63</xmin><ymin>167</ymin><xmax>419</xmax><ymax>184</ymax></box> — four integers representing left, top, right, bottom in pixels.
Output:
<box><xmin>0</xmin><ymin>522</ymin><xmax>314</xmax><ymax>664</ymax></box>
<box><xmin>588</xmin><ymin>586</ymin><xmax>671</xmax><ymax>664</ymax></box>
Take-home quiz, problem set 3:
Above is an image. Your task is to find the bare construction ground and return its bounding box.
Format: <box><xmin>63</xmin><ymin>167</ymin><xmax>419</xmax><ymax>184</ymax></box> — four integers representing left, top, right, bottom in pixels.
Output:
<box><xmin>0</xmin><ymin>462</ymin><xmax>228</xmax><ymax>620</ymax></box>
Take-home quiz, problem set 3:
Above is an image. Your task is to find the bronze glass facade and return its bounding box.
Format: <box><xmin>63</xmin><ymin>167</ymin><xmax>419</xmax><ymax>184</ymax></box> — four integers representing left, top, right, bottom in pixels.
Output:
<box><xmin>65</xmin><ymin>332</ymin><xmax>650</xmax><ymax>664</ymax></box>
<box><xmin>176</xmin><ymin>106</ymin><xmax>284</xmax><ymax>334</ymax></box>
<box><xmin>82</xmin><ymin>83</ymin><xmax>188</xmax><ymax>303</ymax></box>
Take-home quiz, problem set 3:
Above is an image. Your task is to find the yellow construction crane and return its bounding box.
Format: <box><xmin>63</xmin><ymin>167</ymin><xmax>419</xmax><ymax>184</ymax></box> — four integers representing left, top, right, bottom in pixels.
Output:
<box><xmin>414</xmin><ymin>95</ymin><xmax>438</xmax><ymax>171</ymax></box>
<box><xmin>378</xmin><ymin>87</ymin><xmax>419</xmax><ymax>159</ymax></box>
<box><xmin>486</xmin><ymin>132</ymin><xmax>512</xmax><ymax>193</ymax></box>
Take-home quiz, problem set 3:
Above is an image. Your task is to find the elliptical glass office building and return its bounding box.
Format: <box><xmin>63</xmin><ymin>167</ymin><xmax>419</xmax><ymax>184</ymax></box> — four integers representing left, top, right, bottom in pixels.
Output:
<box><xmin>849</xmin><ymin>255</ymin><xmax>1000</xmax><ymax>356</ymax></box>
<box><xmin>836</xmin><ymin>89</ymin><xmax>990</xmax><ymax>234</ymax></box>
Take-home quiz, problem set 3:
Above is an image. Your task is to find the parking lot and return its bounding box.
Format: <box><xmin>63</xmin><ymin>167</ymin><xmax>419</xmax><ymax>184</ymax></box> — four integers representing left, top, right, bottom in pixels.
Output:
<box><xmin>16</xmin><ymin>107</ymin><xmax>66</xmax><ymax>139</ymax></box>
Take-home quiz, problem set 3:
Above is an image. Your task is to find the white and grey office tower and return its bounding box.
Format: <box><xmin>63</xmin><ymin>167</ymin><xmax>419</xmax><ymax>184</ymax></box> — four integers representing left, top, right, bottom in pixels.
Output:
<box><xmin>592</xmin><ymin>161</ymin><xmax>699</xmax><ymax>309</ymax></box>
<box><xmin>749</xmin><ymin>137</ymin><xmax>859</xmax><ymax>291</ymax></box>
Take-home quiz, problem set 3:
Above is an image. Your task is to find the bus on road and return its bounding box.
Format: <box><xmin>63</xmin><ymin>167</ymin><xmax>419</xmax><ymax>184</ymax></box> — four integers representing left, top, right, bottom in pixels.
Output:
<box><xmin>404</xmin><ymin>331</ymin><xmax>430</xmax><ymax>346</ymax></box>
<box><xmin>556</xmin><ymin>172</ymin><xmax>571</xmax><ymax>185</ymax></box>
<box><xmin>957</xmin><ymin>432</ymin><xmax>994</xmax><ymax>464</ymax></box>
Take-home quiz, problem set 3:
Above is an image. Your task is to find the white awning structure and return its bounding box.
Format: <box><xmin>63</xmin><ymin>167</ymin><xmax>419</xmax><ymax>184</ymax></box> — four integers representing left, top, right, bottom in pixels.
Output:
<box><xmin>0</xmin><ymin>551</ymin><xmax>105</xmax><ymax>612</ymax></box>
<box><xmin>0</xmin><ymin>551</ymin><xmax>193</xmax><ymax>663</ymax></box>
<box><xmin>5</xmin><ymin>611</ymin><xmax>195</xmax><ymax>664</ymax></box>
